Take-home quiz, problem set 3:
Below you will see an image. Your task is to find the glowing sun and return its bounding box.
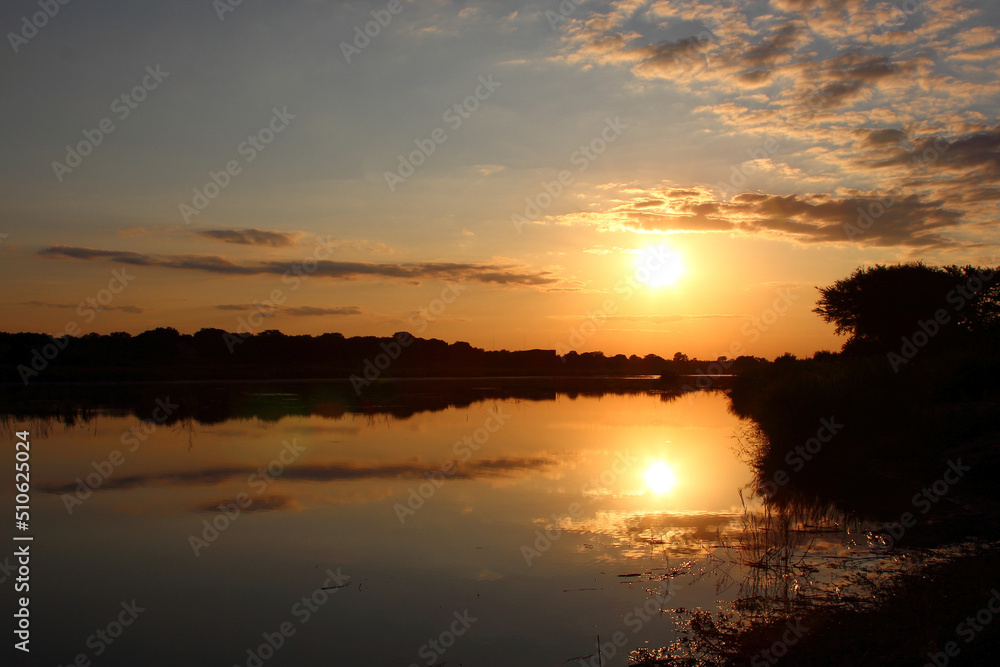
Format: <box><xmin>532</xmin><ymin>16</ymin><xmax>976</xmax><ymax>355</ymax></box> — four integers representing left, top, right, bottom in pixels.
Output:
<box><xmin>644</xmin><ymin>461</ymin><xmax>678</xmax><ymax>495</ymax></box>
<box><xmin>634</xmin><ymin>245</ymin><xmax>685</xmax><ymax>288</ymax></box>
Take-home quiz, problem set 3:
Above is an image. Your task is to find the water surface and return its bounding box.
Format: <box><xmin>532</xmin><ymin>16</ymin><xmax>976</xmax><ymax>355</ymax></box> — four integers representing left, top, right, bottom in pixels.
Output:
<box><xmin>8</xmin><ymin>387</ymin><xmax>801</xmax><ymax>665</ymax></box>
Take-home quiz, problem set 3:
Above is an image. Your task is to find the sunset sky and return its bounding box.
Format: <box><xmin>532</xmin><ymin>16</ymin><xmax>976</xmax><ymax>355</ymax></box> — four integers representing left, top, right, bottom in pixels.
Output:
<box><xmin>3</xmin><ymin>0</ymin><xmax>999</xmax><ymax>359</ymax></box>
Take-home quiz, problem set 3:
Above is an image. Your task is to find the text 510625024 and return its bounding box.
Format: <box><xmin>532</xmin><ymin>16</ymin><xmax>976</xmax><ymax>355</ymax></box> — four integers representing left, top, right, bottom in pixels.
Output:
<box><xmin>13</xmin><ymin>429</ymin><xmax>32</xmax><ymax>653</ymax></box>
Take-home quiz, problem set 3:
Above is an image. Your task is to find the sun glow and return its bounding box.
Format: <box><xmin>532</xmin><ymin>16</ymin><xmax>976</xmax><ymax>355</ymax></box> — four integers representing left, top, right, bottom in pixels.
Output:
<box><xmin>634</xmin><ymin>245</ymin><xmax>685</xmax><ymax>288</ymax></box>
<box><xmin>644</xmin><ymin>461</ymin><xmax>678</xmax><ymax>495</ymax></box>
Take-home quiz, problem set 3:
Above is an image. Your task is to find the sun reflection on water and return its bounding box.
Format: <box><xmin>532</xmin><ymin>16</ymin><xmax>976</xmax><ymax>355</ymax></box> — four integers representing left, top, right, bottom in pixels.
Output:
<box><xmin>644</xmin><ymin>461</ymin><xmax>678</xmax><ymax>495</ymax></box>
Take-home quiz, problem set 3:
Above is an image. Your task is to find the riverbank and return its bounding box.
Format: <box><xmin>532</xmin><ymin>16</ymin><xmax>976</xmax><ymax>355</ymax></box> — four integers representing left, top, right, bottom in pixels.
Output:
<box><xmin>665</xmin><ymin>343</ymin><xmax>1000</xmax><ymax>665</ymax></box>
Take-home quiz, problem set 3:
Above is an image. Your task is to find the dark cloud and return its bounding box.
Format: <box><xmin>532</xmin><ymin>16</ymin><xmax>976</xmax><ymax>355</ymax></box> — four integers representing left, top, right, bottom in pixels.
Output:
<box><xmin>197</xmin><ymin>228</ymin><xmax>298</xmax><ymax>247</ymax></box>
<box><xmin>869</xmin><ymin>127</ymin><xmax>1000</xmax><ymax>176</ymax></box>
<box><xmin>627</xmin><ymin>19</ymin><xmax>813</xmax><ymax>88</ymax></box>
<box><xmin>212</xmin><ymin>304</ymin><xmax>360</xmax><ymax>316</ymax></box>
<box><xmin>803</xmin><ymin>53</ymin><xmax>906</xmax><ymax>108</ymax></box>
<box><xmin>21</xmin><ymin>300</ymin><xmax>77</xmax><ymax>309</ymax></box>
<box><xmin>728</xmin><ymin>191</ymin><xmax>962</xmax><ymax>246</ymax></box>
<box><xmin>284</xmin><ymin>306</ymin><xmax>362</xmax><ymax>316</ymax></box>
<box><xmin>856</xmin><ymin>128</ymin><xmax>908</xmax><ymax>147</ymax></box>
<box><xmin>193</xmin><ymin>495</ymin><xmax>297</xmax><ymax>513</ymax></box>
<box><xmin>940</xmin><ymin>129</ymin><xmax>1000</xmax><ymax>173</ymax></box>
<box><xmin>632</xmin><ymin>35</ymin><xmax>715</xmax><ymax>76</ymax></box>
<box><xmin>37</xmin><ymin>457</ymin><xmax>557</xmax><ymax>495</ymax></box>
<box><xmin>21</xmin><ymin>300</ymin><xmax>147</xmax><ymax>314</ymax></box>
<box><xmin>741</xmin><ymin>22</ymin><xmax>806</xmax><ymax>69</ymax></box>
<box><xmin>566</xmin><ymin>187</ymin><xmax>964</xmax><ymax>247</ymax></box>
<box><xmin>737</xmin><ymin>69</ymin><xmax>774</xmax><ymax>85</ymax></box>
<box><xmin>38</xmin><ymin>247</ymin><xmax>560</xmax><ymax>287</ymax></box>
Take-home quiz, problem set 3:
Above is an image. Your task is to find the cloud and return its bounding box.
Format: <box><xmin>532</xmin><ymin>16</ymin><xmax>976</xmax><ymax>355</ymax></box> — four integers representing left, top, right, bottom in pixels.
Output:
<box><xmin>284</xmin><ymin>306</ymin><xmax>363</xmax><ymax>316</ymax></box>
<box><xmin>547</xmin><ymin>185</ymin><xmax>964</xmax><ymax>247</ymax></box>
<box><xmin>197</xmin><ymin>228</ymin><xmax>299</xmax><ymax>247</ymax></box>
<box><xmin>213</xmin><ymin>304</ymin><xmax>276</xmax><ymax>317</ymax></box>
<box><xmin>727</xmin><ymin>191</ymin><xmax>961</xmax><ymax>246</ymax></box>
<box><xmin>213</xmin><ymin>304</ymin><xmax>361</xmax><ymax>316</ymax></box>
<box><xmin>629</xmin><ymin>35</ymin><xmax>716</xmax><ymax>78</ymax></box>
<box><xmin>555</xmin><ymin>0</ymin><xmax>990</xmax><ymax>143</ymax></box>
<box><xmin>193</xmin><ymin>495</ymin><xmax>299</xmax><ymax>513</ymax></box>
<box><xmin>846</xmin><ymin>126</ymin><xmax>1000</xmax><ymax>206</ymax></box>
<box><xmin>37</xmin><ymin>457</ymin><xmax>558</xmax><ymax>495</ymax></box>
<box><xmin>867</xmin><ymin>126</ymin><xmax>1000</xmax><ymax>177</ymax></box>
<box><xmin>796</xmin><ymin>53</ymin><xmax>911</xmax><ymax>109</ymax></box>
<box><xmin>740</xmin><ymin>21</ymin><xmax>809</xmax><ymax>69</ymax></box>
<box><xmin>856</xmin><ymin>127</ymin><xmax>908</xmax><ymax>147</ymax></box>
<box><xmin>38</xmin><ymin>247</ymin><xmax>561</xmax><ymax>287</ymax></box>
<box><xmin>21</xmin><ymin>300</ymin><xmax>147</xmax><ymax>314</ymax></box>
<box><xmin>21</xmin><ymin>300</ymin><xmax>78</xmax><ymax>309</ymax></box>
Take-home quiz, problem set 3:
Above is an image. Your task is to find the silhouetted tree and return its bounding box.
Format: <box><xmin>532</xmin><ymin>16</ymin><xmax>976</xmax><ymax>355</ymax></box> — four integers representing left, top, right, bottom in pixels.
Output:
<box><xmin>193</xmin><ymin>328</ymin><xmax>230</xmax><ymax>361</ymax></box>
<box><xmin>814</xmin><ymin>263</ymin><xmax>999</xmax><ymax>354</ymax></box>
<box><xmin>609</xmin><ymin>354</ymin><xmax>627</xmax><ymax>372</ymax></box>
<box><xmin>643</xmin><ymin>353</ymin><xmax>667</xmax><ymax>373</ymax></box>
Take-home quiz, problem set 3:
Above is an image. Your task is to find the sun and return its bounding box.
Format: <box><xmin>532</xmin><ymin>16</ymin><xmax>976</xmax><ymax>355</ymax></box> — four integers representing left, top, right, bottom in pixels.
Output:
<box><xmin>644</xmin><ymin>461</ymin><xmax>678</xmax><ymax>495</ymax></box>
<box><xmin>634</xmin><ymin>245</ymin><xmax>685</xmax><ymax>288</ymax></box>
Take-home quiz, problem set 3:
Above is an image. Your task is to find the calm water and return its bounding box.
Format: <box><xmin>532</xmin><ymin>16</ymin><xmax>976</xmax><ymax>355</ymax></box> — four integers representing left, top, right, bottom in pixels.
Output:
<box><xmin>5</xmin><ymin>388</ymin><xmax>866</xmax><ymax>666</ymax></box>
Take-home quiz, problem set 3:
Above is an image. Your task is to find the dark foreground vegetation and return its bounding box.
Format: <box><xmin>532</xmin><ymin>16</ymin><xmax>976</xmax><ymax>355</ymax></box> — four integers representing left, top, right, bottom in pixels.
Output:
<box><xmin>732</xmin><ymin>262</ymin><xmax>1000</xmax><ymax>524</ymax></box>
<box><xmin>644</xmin><ymin>528</ymin><xmax>1000</xmax><ymax>666</ymax></box>
<box><xmin>656</xmin><ymin>263</ymin><xmax>1000</xmax><ymax>666</ymax></box>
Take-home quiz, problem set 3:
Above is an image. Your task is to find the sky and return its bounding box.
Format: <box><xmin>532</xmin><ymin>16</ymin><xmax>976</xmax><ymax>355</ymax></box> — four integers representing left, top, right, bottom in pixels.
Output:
<box><xmin>2</xmin><ymin>0</ymin><xmax>999</xmax><ymax>359</ymax></box>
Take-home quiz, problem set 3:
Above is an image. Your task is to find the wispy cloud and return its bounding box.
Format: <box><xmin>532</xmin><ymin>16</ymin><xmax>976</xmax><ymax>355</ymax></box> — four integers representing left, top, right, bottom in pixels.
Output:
<box><xmin>193</xmin><ymin>495</ymin><xmax>299</xmax><ymax>513</ymax></box>
<box><xmin>547</xmin><ymin>0</ymin><xmax>999</xmax><ymax>250</ymax></box>
<box><xmin>38</xmin><ymin>457</ymin><xmax>558</xmax><ymax>495</ymax></box>
<box><xmin>212</xmin><ymin>304</ymin><xmax>277</xmax><ymax>315</ymax></box>
<box><xmin>548</xmin><ymin>184</ymin><xmax>963</xmax><ymax>248</ymax></box>
<box><xmin>211</xmin><ymin>304</ymin><xmax>361</xmax><ymax>316</ymax></box>
<box><xmin>38</xmin><ymin>247</ymin><xmax>561</xmax><ymax>287</ymax></box>
<box><xmin>197</xmin><ymin>228</ymin><xmax>300</xmax><ymax>247</ymax></box>
<box><xmin>284</xmin><ymin>306</ymin><xmax>363</xmax><ymax>316</ymax></box>
<box><xmin>21</xmin><ymin>300</ymin><xmax>147</xmax><ymax>314</ymax></box>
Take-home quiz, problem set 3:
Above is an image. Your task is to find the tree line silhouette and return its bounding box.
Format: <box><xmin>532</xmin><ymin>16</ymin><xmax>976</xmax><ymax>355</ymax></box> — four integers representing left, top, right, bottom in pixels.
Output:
<box><xmin>3</xmin><ymin>262</ymin><xmax>996</xmax><ymax>385</ymax></box>
<box><xmin>0</xmin><ymin>326</ymin><xmax>769</xmax><ymax>384</ymax></box>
